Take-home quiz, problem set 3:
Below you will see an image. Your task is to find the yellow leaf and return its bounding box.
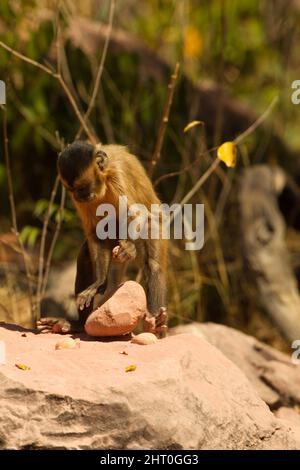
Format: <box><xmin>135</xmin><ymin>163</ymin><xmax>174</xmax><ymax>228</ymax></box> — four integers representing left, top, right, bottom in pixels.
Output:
<box><xmin>184</xmin><ymin>26</ymin><xmax>203</xmax><ymax>59</ymax></box>
<box><xmin>125</xmin><ymin>364</ymin><xmax>137</xmax><ymax>373</ymax></box>
<box><xmin>15</xmin><ymin>363</ymin><xmax>31</xmax><ymax>371</ymax></box>
<box><xmin>183</xmin><ymin>121</ymin><xmax>203</xmax><ymax>133</ymax></box>
<box><xmin>217</xmin><ymin>141</ymin><xmax>237</xmax><ymax>168</ymax></box>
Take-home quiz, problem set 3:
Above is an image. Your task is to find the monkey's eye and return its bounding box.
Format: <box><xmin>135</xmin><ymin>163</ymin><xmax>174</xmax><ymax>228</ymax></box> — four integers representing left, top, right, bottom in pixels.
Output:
<box><xmin>95</xmin><ymin>150</ymin><xmax>108</xmax><ymax>171</ymax></box>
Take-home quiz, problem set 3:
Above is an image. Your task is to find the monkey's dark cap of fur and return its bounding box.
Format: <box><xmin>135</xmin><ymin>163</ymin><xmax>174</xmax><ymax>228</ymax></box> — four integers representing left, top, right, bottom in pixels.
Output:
<box><xmin>58</xmin><ymin>141</ymin><xmax>94</xmax><ymax>186</ymax></box>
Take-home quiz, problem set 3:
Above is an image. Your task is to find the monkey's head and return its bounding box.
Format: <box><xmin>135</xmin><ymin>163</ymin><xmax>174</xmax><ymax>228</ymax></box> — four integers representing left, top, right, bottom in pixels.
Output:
<box><xmin>57</xmin><ymin>141</ymin><xmax>108</xmax><ymax>203</ymax></box>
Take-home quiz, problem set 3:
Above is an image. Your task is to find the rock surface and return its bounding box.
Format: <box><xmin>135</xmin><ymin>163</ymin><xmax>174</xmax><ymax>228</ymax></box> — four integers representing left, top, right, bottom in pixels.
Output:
<box><xmin>85</xmin><ymin>281</ymin><xmax>146</xmax><ymax>336</ymax></box>
<box><xmin>0</xmin><ymin>323</ymin><xmax>299</xmax><ymax>449</ymax></box>
<box><xmin>275</xmin><ymin>407</ymin><xmax>300</xmax><ymax>442</ymax></box>
<box><xmin>171</xmin><ymin>323</ymin><xmax>300</xmax><ymax>410</ymax></box>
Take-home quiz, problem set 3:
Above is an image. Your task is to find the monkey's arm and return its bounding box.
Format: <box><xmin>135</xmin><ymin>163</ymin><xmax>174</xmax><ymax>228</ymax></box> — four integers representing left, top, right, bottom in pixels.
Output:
<box><xmin>76</xmin><ymin>238</ymin><xmax>111</xmax><ymax>311</ymax></box>
<box><xmin>37</xmin><ymin>240</ymin><xmax>111</xmax><ymax>334</ymax></box>
<box><xmin>112</xmin><ymin>199</ymin><xmax>150</xmax><ymax>263</ymax></box>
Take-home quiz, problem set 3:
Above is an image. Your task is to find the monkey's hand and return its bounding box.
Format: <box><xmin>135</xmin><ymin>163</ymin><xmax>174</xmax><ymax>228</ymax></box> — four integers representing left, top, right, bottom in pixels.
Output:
<box><xmin>112</xmin><ymin>240</ymin><xmax>137</xmax><ymax>263</ymax></box>
<box><xmin>36</xmin><ymin>317</ymin><xmax>73</xmax><ymax>334</ymax></box>
<box><xmin>76</xmin><ymin>281</ymin><xmax>100</xmax><ymax>310</ymax></box>
<box><xmin>143</xmin><ymin>307</ymin><xmax>168</xmax><ymax>337</ymax></box>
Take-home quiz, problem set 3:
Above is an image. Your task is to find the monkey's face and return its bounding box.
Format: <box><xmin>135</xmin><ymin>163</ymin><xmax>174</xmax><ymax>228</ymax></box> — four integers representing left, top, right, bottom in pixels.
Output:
<box><xmin>57</xmin><ymin>141</ymin><xmax>108</xmax><ymax>203</ymax></box>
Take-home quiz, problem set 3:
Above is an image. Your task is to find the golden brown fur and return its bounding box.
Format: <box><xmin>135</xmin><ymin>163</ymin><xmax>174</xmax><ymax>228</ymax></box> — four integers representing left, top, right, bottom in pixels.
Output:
<box><xmin>37</xmin><ymin>142</ymin><xmax>168</xmax><ymax>335</ymax></box>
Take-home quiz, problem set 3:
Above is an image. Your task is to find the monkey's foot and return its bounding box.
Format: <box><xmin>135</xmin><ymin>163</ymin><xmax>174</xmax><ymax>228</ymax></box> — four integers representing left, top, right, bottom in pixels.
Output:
<box><xmin>143</xmin><ymin>307</ymin><xmax>168</xmax><ymax>337</ymax></box>
<box><xmin>112</xmin><ymin>240</ymin><xmax>136</xmax><ymax>263</ymax></box>
<box><xmin>36</xmin><ymin>317</ymin><xmax>72</xmax><ymax>334</ymax></box>
<box><xmin>76</xmin><ymin>283</ymin><xmax>99</xmax><ymax>310</ymax></box>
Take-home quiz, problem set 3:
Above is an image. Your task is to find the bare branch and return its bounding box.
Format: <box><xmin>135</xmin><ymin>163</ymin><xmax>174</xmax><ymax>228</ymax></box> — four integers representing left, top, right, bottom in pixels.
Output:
<box><xmin>154</xmin><ymin>146</ymin><xmax>218</xmax><ymax>188</ymax></box>
<box><xmin>57</xmin><ymin>74</ymin><xmax>97</xmax><ymax>144</ymax></box>
<box><xmin>0</xmin><ymin>40</ymin><xmax>53</xmax><ymax>75</ymax></box>
<box><xmin>1</xmin><ymin>105</ymin><xmax>34</xmax><ymax>312</ymax></box>
<box><xmin>41</xmin><ymin>185</ymin><xmax>66</xmax><ymax>298</ymax></box>
<box><xmin>36</xmin><ymin>175</ymin><xmax>60</xmax><ymax>320</ymax></box>
<box><xmin>54</xmin><ymin>2</ymin><xmax>62</xmax><ymax>76</ymax></box>
<box><xmin>76</xmin><ymin>0</ymin><xmax>116</xmax><ymax>141</ymax></box>
<box><xmin>167</xmin><ymin>95</ymin><xmax>279</xmax><ymax>225</ymax></box>
<box><xmin>149</xmin><ymin>62</ymin><xmax>180</xmax><ymax>178</ymax></box>
<box><xmin>179</xmin><ymin>158</ymin><xmax>220</xmax><ymax>208</ymax></box>
<box><xmin>0</xmin><ymin>40</ymin><xmax>96</xmax><ymax>144</ymax></box>
<box><xmin>234</xmin><ymin>96</ymin><xmax>278</xmax><ymax>145</ymax></box>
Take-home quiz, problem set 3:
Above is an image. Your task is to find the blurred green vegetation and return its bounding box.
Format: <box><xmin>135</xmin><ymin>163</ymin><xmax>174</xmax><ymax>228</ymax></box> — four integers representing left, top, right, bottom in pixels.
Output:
<box><xmin>1</xmin><ymin>0</ymin><xmax>300</xmax><ymax>348</ymax></box>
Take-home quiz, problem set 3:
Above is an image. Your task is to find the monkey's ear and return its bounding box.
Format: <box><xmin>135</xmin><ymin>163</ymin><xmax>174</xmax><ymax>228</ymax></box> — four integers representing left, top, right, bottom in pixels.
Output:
<box><xmin>95</xmin><ymin>149</ymin><xmax>108</xmax><ymax>172</ymax></box>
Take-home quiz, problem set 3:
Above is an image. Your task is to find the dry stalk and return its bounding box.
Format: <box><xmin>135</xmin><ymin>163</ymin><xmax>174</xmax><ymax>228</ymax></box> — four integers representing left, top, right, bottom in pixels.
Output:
<box><xmin>2</xmin><ymin>106</ymin><xmax>34</xmax><ymax>312</ymax></box>
<box><xmin>149</xmin><ymin>62</ymin><xmax>180</xmax><ymax>178</ymax></box>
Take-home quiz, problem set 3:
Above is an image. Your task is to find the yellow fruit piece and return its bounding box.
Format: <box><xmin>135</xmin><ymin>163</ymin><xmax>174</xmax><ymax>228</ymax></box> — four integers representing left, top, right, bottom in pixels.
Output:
<box><xmin>217</xmin><ymin>141</ymin><xmax>237</xmax><ymax>168</ymax></box>
<box><xmin>183</xmin><ymin>120</ymin><xmax>203</xmax><ymax>133</ymax></box>
<box><xmin>125</xmin><ymin>364</ymin><xmax>137</xmax><ymax>373</ymax></box>
<box><xmin>15</xmin><ymin>363</ymin><xmax>31</xmax><ymax>371</ymax></box>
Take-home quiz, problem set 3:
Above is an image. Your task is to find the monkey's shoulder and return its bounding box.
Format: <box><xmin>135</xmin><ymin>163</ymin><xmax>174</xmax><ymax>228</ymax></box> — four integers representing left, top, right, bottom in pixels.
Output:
<box><xmin>100</xmin><ymin>144</ymin><xmax>143</xmax><ymax>169</ymax></box>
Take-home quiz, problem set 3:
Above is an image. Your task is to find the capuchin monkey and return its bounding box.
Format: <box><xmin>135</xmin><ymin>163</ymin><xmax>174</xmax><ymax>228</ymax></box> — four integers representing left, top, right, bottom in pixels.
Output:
<box><xmin>37</xmin><ymin>141</ymin><xmax>168</xmax><ymax>335</ymax></box>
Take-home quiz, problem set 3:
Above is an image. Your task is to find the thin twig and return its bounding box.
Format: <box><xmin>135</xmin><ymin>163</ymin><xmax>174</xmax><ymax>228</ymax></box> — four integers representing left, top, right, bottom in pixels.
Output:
<box><xmin>168</xmin><ymin>95</ymin><xmax>278</xmax><ymax>227</ymax></box>
<box><xmin>168</xmin><ymin>157</ymin><xmax>220</xmax><ymax>226</ymax></box>
<box><xmin>149</xmin><ymin>62</ymin><xmax>180</xmax><ymax>178</ymax></box>
<box><xmin>36</xmin><ymin>16</ymin><xmax>67</xmax><ymax>319</ymax></box>
<box><xmin>154</xmin><ymin>146</ymin><xmax>218</xmax><ymax>187</ymax></box>
<box><xmin>40</xmin><ymin>132</ymin><xmax>66</xmax><ymax>300</ymax></box>
<box><xmin>154</xmin><ymin>164</ymin><xmax>195</xmax><ymax>188</ymax></box>
<box><xmin>213</xmin><ymin>0</ymin><xmax>226</xmax><ymax>148</ymax></box>
<box><xmin>201</xmin><ymin>191</ymin><xmax>229</xmax><ymax>292</ymax></box>
<box><xmin>0</xmin><ymin>40</ymin><xmax>53</xmax><ymax>74</ymax></box>
<box><xmin>76</xmin><ymin>0</ymin><xmax>116</xmax><ymax>141</ymax></box>
<box><xmin>0</xmin><ymin>244</ymin><xmax>17</xmax><ymax>322</ymax></box>
<box><xmin>3</xmin><ymin>108</ymin><xmax>17</xmax><ymax>231</ymax></box>
<box><xmin>234</xmin><ymin>96</ymin><xmax>278</xmax><ymax>145</ymax></box>
<box><xmin>41</xmin><ymin>185</ymin><xmax>66</xmax><ymax>298</ymax></box>
<box><xmin>57</xmin><ymin>4</ymin><xmax>89</xmax><ymax>127</ymax></box>
<box><xmin>36</xmin><ymin>176</ymin><xmax>60</xmax><ymax>319</ymax></box>
<box><xmin>38</xmin><ymin>17</ymin><xmax>64</xmax><ymax>310</ymax></box>
<box><xmin>0</xmin><ymin>40</ymin><xmax>96</xmax><ymax>144</ymax></box>
<box><xmin>60</xmin><ymin>35</ymin><xmax>89</xmax><ymax>128</ymax></box>
<box><xmin>54</xmin><ymin>3</ymin><xmax>62</xmax><ymax>77</ymax></box>
<box><xmin>157</xmin><ymin>95</ymin><xmax>278</xmax><ymax>189</ymax></box>
<box><xmin>57</xmin><ymin>75</ymin><xmax>97</xmax><ymax>144</ymax></box>
<box><xmin>1</xmin><ymin>105</ymin><xmax>34</xmax><ymax>312</ymax></box>
<box><xmin>178</xmin><ymin>158</ymin><xmax>220</xmax><ymax>208</ymax></box>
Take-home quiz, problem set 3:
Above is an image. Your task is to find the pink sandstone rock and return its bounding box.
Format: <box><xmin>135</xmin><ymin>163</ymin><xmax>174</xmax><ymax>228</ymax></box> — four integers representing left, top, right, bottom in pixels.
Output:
<box><xmin>276</xmin><ymin>407</ymin><xmax>300</xmax><ymax>428</ymax></box>
<box><xmin>171</xmin><ymin>322</ymin><xmax>300</xmax><ymax>409</ymax></box>
<box><xmin>275</xmin><ymin>408</ymin><xmax>300</xmax><ymax>444</ymax></box>
<box><xmin>0</xmin><ymin>324</ymin><xmax>300</xmax><ymax>449</ymax></box>
<box><xmin>84</xmin><ymin>280</ymin><xmax>147</xmax><ymax>337</ymax></box>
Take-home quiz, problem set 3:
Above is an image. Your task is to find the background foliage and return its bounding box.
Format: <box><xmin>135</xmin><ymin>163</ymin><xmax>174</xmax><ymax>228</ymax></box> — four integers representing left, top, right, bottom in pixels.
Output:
<box><xmin>1</xmin><ymin>0</ymin><xmax>300</xmax><ymax>349</ymax></box>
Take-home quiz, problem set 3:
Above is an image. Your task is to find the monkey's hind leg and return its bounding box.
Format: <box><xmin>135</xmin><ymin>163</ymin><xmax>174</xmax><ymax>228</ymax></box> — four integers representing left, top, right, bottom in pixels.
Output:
<box><xmin>144</xmin><ymin>241</ymin><xmax>168</xmax><ymax>336</ymax></box>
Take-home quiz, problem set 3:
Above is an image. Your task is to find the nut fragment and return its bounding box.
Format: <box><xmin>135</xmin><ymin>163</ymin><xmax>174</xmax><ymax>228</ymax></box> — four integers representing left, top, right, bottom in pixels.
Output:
<box><xmin>131</xmin><ymin>333</ymin><xmax>158</xmax><ymax>345</ymax></box>
<box><xmin>55</xmin><ymin>337</ymin><xmax>80</xmax><ymax>350</ymax></box>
